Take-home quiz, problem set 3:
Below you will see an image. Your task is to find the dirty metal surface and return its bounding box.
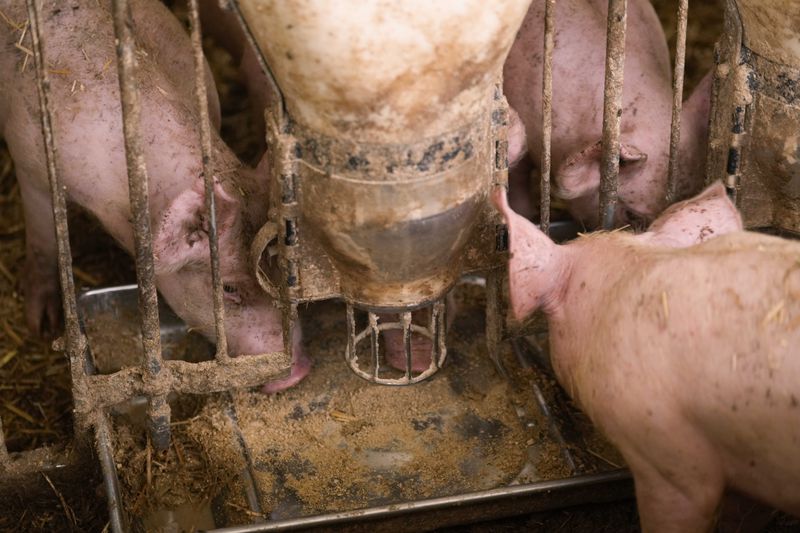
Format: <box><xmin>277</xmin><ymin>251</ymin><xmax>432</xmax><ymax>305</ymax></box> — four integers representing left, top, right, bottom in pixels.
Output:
<box><xmin>81</xmin><ymin>283</ymin><xmax>628</xmax><ymax>532</ymax></box>
<box><xmin>706</xmin><ymin>0</ymin><xmax>800</xmax><ymax>235</ymax></box>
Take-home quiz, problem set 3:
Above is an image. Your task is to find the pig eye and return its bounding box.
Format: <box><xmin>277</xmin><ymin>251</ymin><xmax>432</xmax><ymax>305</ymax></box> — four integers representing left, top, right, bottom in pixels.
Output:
<box><xmin>222</xmin><ymin>283</ymin><xmax>242</xmax><ymax>304</ymax></box>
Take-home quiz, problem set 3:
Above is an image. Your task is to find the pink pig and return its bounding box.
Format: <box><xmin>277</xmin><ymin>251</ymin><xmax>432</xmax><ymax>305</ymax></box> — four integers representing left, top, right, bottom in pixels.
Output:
<box><xmin>0</xmin><ymin>0</ymin><xmax>309</xmax><ymax>391</ymax></box>
<box><xmin>504</xmin><ymin>0</ymin><xmax>712</xmax><ymax>228</ymax></box>
<box><xmin>495</xmin><ymin>181</ymin><xmax>800</xmax><ymax>531</ymax></box>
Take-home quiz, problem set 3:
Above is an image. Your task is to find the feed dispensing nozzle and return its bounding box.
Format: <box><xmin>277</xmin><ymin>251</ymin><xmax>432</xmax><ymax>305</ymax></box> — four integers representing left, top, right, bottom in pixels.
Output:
<box><xmin>235</xmin><ymin>0</ymin><xmax>531</xmax><ymax>384</ymax></box>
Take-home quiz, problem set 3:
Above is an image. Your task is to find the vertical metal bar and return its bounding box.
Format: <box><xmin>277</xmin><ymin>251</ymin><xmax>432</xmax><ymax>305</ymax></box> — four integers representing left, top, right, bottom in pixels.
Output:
<box><xmin>25</xmin><ymin>0</ymin><xmax>92</xmax><ymax>434</ymax></box>
<box><xmin>665</xmin><ymin>0</ymin><xmax>689</xmax><ymax>205</ymax></box>
<box><xmin>111</xmin><ymin>0</ymin><xmax>170</xmax><ymax>451</ymax></box>
<box><xmin>540</xmin><ymin>0</ymin><xmax>556</xmax><ymax>235</ymax></box>
<box><xmin>346</xmin><ymin>303</ymin><xmax>355</xmax><ymax>363</ymax></box>
<box><xmin>282</xmin><ymin>302</ymin><xmax>297</xmax><ymax>369</ymax></box>
<box><xmin>222</xmin><ymin>397</ymin><xmax>266</xmax><ymax>522</ymax></box>
<box><xmin>485</xmin><ymin>269</ymin><xmax>503</xmax><ymax>371</ymax></box>
<box><xmin>0</xmin><ymin>416</ymin><xmax>8</xmax><ymax>464</ymax></box>
<box><xmin>369</xmin><ymin>313</ymin><xmax>380</xmax><ymax>379</ymax></box>
<box><xmin>432</xmin><ymin>300</ymin><xmax>446</xmax><ymax>369</ymax></box>
<box><xmin>95</xmin><ymin>414</ymin><xmax>128</xmax><ymax>533</ymax></box>
<box><xmin>401</xmin><ymin>312</ymin><xmax>412</xmax><ymax>380</ymax></box>
<box><xmin>226</xmin><ymin>0</ymin><xmax>285</xmax><ymax>120</ymax></box>
<box><xmin>599</xmin><ymin>0</ymin><xmax>628</xmax><ymax>229</ymax></box>
<box><xmin>188</xmin><ymin>0</ymin><xmax>229</xmax><ymax>362</ymax></box>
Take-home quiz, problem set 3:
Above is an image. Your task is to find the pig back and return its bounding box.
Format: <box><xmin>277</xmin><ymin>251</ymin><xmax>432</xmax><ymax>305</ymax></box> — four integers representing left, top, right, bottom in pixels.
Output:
<box><xmin>576</xmin><ymin>232</ymin><xmax>800</xmax><ymax>510</ymax></box>
<box><xmin>1</xmin><ymin>0</ymin><xmax>220</xmax><ymax>248</ymax></box>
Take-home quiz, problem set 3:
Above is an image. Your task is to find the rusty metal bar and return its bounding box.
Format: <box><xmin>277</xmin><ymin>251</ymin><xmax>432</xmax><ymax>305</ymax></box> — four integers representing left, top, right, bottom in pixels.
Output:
<box><xmin>222</xmin><ymin>397</ymin><xmax>266</xmax><ymax>522</ymax></box>
<box><xmin>227</xmin><ymin>0</ymin><xmax>285</xmax><ymax>119</ymax></box>
<box><xmin>540</xmin><ymin>0</ymin><xmax>556</xmax><ymax>235</ymax></box>
<box><xmin>25</xmin><ymin>0</ymin><xmax>92</xmax><ymax>435</ymax></box>
<box><xmin>485</xmin><ymin>268</ymin><xmax>504</xmax><ymax>370</ymax></box>
<box><xmin>84</xmin><ymin>351</ymin><xmax>291</xmax><ymax>410</ymax></box>
<box><xmin>369</xmin><ymin>312</ymin><xmax>380</xmax><ymax>379</ymax></box>
<box><xmin>188</xmin><ymin>0</ymin><xmax>229</xmax><ymax>363</ymax></box>
<box><xmin>432</xmin><ymin>300</ymin><xmax>446</xmax><ymax>370</ymax></box>
<box><xmin>0</xmin><ymin>417</ymin><xmax>8</xmax><ymax>463</ymax></box>
<box><xmin>110</xmin><ymin>0</ymin><xmax>170</xmax><ymax>451</ymax></box>
<box><xmin>665</xmin><ymin>0</ymin><xmax>689</xmax><ymax>205</ymax></box>
<box><xmin>401</xmin><ymin>311</ymin><xmax>412</xmax><ymax>380</ymax></box>
<box><xmin>95</xmin><ymin>413</ymin><xmax>127</xmax><ymax>533</ymax></box>
<box><xmin>346</xmin><ymin>303</ymin><xmax>356</xmax><ymax>364</ymax></box>
<box><xmin>599</xmin><ymin>0</ymin><xmax>628</xmax><ymax>229</ymax></box>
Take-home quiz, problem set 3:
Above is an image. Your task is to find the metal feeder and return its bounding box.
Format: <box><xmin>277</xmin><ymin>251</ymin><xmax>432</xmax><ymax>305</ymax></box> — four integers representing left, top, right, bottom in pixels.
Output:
<box><xmin>234</xmin><ymin>0</ymin><xmax>526</xmax><ymax>384</ymax></box>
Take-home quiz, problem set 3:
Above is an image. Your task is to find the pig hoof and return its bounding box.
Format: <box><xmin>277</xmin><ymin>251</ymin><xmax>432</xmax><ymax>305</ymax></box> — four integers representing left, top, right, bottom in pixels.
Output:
<box><xmin>23</xmin><ymin>273</ymin><xmax>62</xmax><ymax>339</ymax></box>
<box><xmin>261</xmin><ymin>349</ymin><xmax>312</xmax><ymax>393</ymax></box>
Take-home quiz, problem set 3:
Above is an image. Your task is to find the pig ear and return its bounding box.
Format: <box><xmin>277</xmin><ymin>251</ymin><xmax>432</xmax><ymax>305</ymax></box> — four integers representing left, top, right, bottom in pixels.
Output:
<box><xmin>153</xmin><ymin>180</ymin><xmax>238</xmax><ymax>275</ymax></box>
<box><xmin>644</xmin><ymin>180</ymin><xmax>742</xmax><ymax>248</ymax></box>
<box><xmin>555</xmin><ymin>141</ymin><xmax>647</xmax><ymax>200</ymax></box>
<box><xmin>491</xmin><ymin>188</ymin><xmax>558</xmax><ymax>321</ymax></box>
<box><xmin>681</xmin><ymin>70</ymin><xmax>712</xmax><ymax>131</ymax></box>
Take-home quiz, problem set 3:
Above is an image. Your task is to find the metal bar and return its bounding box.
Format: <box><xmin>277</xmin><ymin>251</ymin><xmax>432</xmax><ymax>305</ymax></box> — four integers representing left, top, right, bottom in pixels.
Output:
<box><xmin>369</xmin><ymin>313</ymin><xmax>380</xmax><ymax>379</ymax></box>
<box><xmin>0</xmin><ymin>416</ymin><xmax>8</xmax><ymax>464</ymax></box>
<box><xmin>401</xmin><ymin>312</ymin><xmax>412</xmax><ymax>379</ymax></box>
<box><xmin>665</xmin><ymin>0</ymin><xmax>689</xmax><ymax>205</ymax></box>
<box><xmin>540</xmin><ymin>0</ymin><xmax>556</xmax><ymax>235</ymax></box>
<box><xmin>84</xmin><ymin>352</ymin><xmax>292</xmax><ymax>409</ymax></box>
<box><xmin>346</xmin><ymin>303</ymin><xmax>356</xmax><ymax>364</ymax></box>
<box><xmin>485</xmin><ymin>268</ymin><xmax>503</xmax><ymax>370</ymax></box>
<box><xmin>282</xmin><ymin>302</ymin><xmax>297</xmax><ymax>375</ymax></box>
<box><xmin>188</xmin><ymin>0</ymin><xmax>229</xmax><ymax>363</ymax></box>
<box><xmin>227</xmin><ymin>0</ymin><xmax>285</xmax><ymax>120</ymax></box>
<box><xmin>599</xmin><ymin>0</ymin><xmax>628</xmax><ymax>229</ymax></box>
<box><xmin>223</xmin><ymin>396</ymin><xmax>266</xmax><ymax>522</ymax></box>
<box><xmin>25</xmin><ymin>0</ymin><xmax>92</xmax><ymax>435</ymax></box>
<box><xmin>207</xmin><ymin>470</ymin><xmax>633</xmax><ymax>533</ymax></box>
<box><xmin>110</xmin><ymin>0</ymin><xmax>170</xmax><ymax>451</ymax></box>
<box><xmin>95</xmin><ymin>413</ymin><xmax>128</xmax><ymax>533</ymax></box>
<box><xmin>510</xmin><ymin>340</ymin><xmax>578</xmax><ymax>474</ymax></box>
<box><xmin>432</xmin><ymin>300</ymin><xmax>446</xmax><ymax>369</ymax></box>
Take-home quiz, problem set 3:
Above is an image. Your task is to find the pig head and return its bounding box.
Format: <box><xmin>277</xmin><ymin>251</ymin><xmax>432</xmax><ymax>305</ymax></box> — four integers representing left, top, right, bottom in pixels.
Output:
<box><xmin>555</xmin><ymin>72</ymin><xmax>714</xmax><ymax>229</ymax></box>
<box><xmin>0</xmin><ymin>0</ymin><xmax>306</xmax><ymax>390</ymax></box>
<box><xmin>504</xmin><ymin>0</ymin><xmax>713</xmax><ymax>229</ymax></box>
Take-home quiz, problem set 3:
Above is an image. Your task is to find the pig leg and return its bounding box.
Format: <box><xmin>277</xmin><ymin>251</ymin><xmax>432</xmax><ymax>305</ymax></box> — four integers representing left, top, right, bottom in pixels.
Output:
<box><xmin>632</xmin><ymin>467</ymin><xmax>723</xmax><ymax>533</ymax></box>
<box><xmin>18</xmin><ymin>176</ymin><xmax>61</xmax><ymax>337</ymax></box>
<box><xmin>622</xmin><ymin>434</ymin><xmax>725</xmax><ymax>533</ymax></box>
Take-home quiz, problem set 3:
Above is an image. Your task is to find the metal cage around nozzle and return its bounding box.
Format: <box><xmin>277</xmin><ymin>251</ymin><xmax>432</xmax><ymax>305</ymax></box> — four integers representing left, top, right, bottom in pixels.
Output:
<box><xmin>345</xmin><ymin>300</ymin><xmax>447</xmax><ymax>385</ymax></box>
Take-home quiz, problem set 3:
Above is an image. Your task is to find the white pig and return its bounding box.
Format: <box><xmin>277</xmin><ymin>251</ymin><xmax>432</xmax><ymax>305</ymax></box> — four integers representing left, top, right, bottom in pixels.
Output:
<box><xmin>0</xmin><ymin>0</ymin><xmax>309</xmax><ymax>390</ymax></box>
<box><xmin>504</xmin><ymin>0</ymin><xmax>712</xmax><ymax>228</ymax></box>
<box><xmin>495</xmin><ymin>181</ymin><xmax>800</xmax><ymax>532</ymax></box>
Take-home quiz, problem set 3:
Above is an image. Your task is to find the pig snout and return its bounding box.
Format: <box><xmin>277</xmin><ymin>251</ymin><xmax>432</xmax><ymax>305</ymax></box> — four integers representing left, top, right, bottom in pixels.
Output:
<box><xmin>152</xmin><ymin>178</ymin><xmax>308</xmax><ymax>391</ymax></box>
<box><xmin>379</xmin><ymin>293</ymin><xmax>457</xmax><ymax>373</ymax></box>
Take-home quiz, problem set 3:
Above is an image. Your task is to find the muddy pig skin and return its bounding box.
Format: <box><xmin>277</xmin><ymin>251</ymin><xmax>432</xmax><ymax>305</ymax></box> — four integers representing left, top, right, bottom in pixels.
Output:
<box><xmin>0</xmin><ymin>0</ymin><xmax>309</xmax><ymax>391</ymax></box>
<box><xmin>504</xmin><ymin>0</ymin><xmax>712</xmax><ymax>228</ymax></box>
<box><xmin>495</xmin><ymin>181</ymin><xmax>800</xmax><ymax>532</ymax></box>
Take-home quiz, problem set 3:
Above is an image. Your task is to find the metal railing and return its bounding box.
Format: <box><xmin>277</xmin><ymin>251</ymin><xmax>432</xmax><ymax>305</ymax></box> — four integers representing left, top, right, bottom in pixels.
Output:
<box><xmin>1</xmin><ymin>0</ymin><xmax>695</xmax><ymax>531</ymax></box>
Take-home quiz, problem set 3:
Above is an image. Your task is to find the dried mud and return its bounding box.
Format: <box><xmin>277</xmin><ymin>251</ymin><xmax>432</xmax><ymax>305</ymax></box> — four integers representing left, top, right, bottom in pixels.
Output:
<box><xmin>108</xmin><ymin>287</ymin><xmax>621</xmax><ymax>526</ymax></box>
